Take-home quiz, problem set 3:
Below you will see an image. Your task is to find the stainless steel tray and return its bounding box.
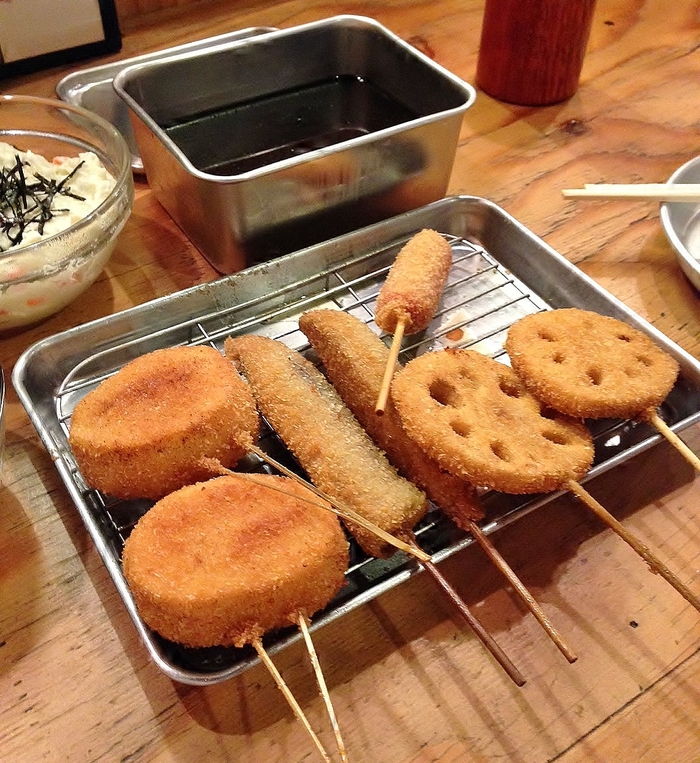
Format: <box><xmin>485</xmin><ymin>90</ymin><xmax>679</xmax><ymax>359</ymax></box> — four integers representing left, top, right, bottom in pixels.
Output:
<box><xmin>13</xmin><ymin>195</ymin><xmax>700</xmax><ymax>685</ymax></box>
<box><xmin>56</xmin><ymin>27</ymin><xmax>277</xmax><ymax>173</ymax></box>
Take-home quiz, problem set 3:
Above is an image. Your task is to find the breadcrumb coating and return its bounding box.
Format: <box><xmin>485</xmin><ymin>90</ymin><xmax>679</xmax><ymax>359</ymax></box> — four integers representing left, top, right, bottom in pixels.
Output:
<box><xmin>375</xmin><ymin>229</ymin><xmax>452</xmax><ymax>334</ymax></box>
<box><xmin>69</xmin><ymin>345</ymin><xmax>259</xmax><ymax>499</ymax></box>
<box><xmin>299</xmin><ymin>309</ymin><xmax>483</xmax><ymax>526</ymax></box>
<box><xmin>225</xmin><ymin>334</ymin><xmax>427</xmax><ymax>557</ymax></box>
<box><xmin>505</xmin><ymin>309</ymin><xmax>680</xmax><ymax>419</ymax></box>
<box><xmin>391</xmin><ymin>348</ymin><xmax>595</xmax><ymax>494</ymax></box>
<box><xmin>122</xmin><ymin>474</ymin><xmax>348</xmax><ymax>648</ymax></box>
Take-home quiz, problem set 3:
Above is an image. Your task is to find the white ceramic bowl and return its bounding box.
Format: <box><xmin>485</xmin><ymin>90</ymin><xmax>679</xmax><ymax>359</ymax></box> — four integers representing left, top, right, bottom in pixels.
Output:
<box><xmin>0</xmin><ymin>94</ymin><xmax>133</xmax><ymax>330</ymax></box>
<box><xmin>660</xmin><ymin>155</ymin><xmax>700</xmax><ymax>291</ymax></box>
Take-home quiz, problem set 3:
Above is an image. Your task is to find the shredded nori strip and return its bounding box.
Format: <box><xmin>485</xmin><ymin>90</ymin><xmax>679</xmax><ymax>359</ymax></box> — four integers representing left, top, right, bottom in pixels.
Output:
<box><xmin>0</xmin><ymin>152</ymin><xmax>87</xmax><ymax>251</ymax></box>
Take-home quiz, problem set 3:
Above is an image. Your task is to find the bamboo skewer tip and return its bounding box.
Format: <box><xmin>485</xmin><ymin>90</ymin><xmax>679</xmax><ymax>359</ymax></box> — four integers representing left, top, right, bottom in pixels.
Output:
<box><xmin>564</xmin><ymin>480</ymin><xmax>700</xmax><ymax>613</ymax></box>
<box><xmin>252</xmin><ymin>639</ymin><xmax>333</xmax><ymax>763</ymax></box>
<box><xmin>297</xmin><ymin>614</ymin><xmax>350</xmax><ymax>763</ymax></box>
<box><xmin>467</xmin><ymin>521</ymin><xmax>577</xmax><ymax>664</ymax></box>
<box><xmin>375</xmin><ymin>316</ymin><xmax>407</xmax><ymax>415</ymax></box>
<box><xmin>647</xmin><ymin>409</ymin><xmax>700</xmax><ymax>474</ymax></box>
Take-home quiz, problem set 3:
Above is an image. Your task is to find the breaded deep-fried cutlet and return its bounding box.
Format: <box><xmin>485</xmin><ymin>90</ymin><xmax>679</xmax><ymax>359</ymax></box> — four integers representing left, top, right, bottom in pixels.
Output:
<box><xmin>69</xmin><ymin>345</ymin><xmax>259</xmax><ymax>499</ymax></box>
<box><xmin>122</xmin><ymin>474</ymin><xmax>349</xmax><ymax>648</ymax></box>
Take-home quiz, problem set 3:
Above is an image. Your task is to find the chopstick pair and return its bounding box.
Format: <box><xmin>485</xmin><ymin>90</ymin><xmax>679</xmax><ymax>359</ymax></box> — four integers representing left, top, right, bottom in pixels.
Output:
<box><xmin>562</xmin><ymin>183</ymin><xmax>700</xmax><ymax>202</ymax></box>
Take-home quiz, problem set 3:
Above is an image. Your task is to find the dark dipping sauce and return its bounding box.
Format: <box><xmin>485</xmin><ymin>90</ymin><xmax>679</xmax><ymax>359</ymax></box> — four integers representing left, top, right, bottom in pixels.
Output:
<box><xmin>162</xmin><ymin>75</ymin><xmax>421</xmax><ymax>175</ymax></box>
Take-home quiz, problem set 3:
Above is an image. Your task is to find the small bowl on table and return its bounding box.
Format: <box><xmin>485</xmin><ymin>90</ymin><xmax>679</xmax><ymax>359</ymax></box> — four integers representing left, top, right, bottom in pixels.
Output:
<box><xmin>0</xmin><ymin>94</ymin><xmax>133</xmax><ymax>331</ymax></box>
<box><xmin>660</xmin><ymin>155</ymin><xmax>700</xmax><ymax>291</ymax></box>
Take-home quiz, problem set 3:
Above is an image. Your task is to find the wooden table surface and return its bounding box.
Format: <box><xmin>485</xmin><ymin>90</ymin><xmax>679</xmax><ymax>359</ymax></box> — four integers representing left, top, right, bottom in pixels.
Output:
<box><xmin>2</xmin><ymin>1</ymin><xmax>699</xmax><ymax>761</ymax></box>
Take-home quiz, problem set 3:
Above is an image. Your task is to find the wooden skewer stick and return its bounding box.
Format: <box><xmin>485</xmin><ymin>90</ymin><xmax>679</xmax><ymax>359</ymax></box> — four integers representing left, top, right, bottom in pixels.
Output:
<box><xmin>243</xmin><ymin>445</ymin><xmax>431</xmax><ymax>563</ymax></box>
<box><xmin>646</xmin><ymin>410</ymin><xmax>700</xmax><ymax>474</ymax></box>
<box><xmin>253</xmin><ymin>639</ymin><xmax>333</xmax><ymax>763</ymax></box>
<box><xmin>565</xmin><ymin>480</ymin><xmax>700</xmax><ymax>613</ymax></box>
<box><xmin>296</xmin><ymin>614</ymin><xmax>350</xmax><ymax>763</ymax></box>
<box><xmin>406</xmin><ymin>538</ymin><xmax>526</xmax><ymax>687</ymax></box>
<box><xmin>562</xmin><ymin>183</ymin><xmax>700</xmax><ymax>202</ymax></box>
<box><xmin>375</xmin><ymin>316</ymin><xmax>407</xmax><ymax>416</ymax></box>
<box><xmin>467</xmin><ymin>521</ymin><xmax>577</xmax><ymax>663</ymax></box>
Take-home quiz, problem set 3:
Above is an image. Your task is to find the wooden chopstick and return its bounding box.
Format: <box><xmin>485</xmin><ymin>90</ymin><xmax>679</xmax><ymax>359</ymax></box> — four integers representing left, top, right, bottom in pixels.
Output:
<box><xmin>562</xmin><ymin>183</ymin><xmax>700</xmax><ymax>202</ymax></box>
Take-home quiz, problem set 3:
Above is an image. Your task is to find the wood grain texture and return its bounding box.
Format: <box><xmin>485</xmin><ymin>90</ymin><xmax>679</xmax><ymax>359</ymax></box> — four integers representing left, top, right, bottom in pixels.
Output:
<box><xmin>1</xmin><ymin>1</ymin><xmax>699</xmax><ymax>762</ymax></box>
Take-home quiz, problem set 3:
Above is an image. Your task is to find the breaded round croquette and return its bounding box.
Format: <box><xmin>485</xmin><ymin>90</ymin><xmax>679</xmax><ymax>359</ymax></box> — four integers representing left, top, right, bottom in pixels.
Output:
<box><xmin>299</xmin><ymin>309</ymin><xmax>484</xmax><ymax>526</ymax></box>
<box><xmin>391</xmin><ymin>349</ymin><xmax>595</xmax><ymax>494</ymax></box>
<box><xmin>505</xmin><ymin>308</ymin><xmax>680</xmax><ymax>419</ymax></box>
<box><xmin>122</xmin><ymin>474</ymin><xmax>349</xmax><ymax>648</ymax></box>
<box><xmin>225</xmin><ymin>334</ymin><xmax>428</xmax><ymax>558</ymax></box>
<box><xmin>69</xmin><ymin>346</ymin><xmax>260</xmax><ymax>500</ymax></box>
<box><xmin>374</xmin><ymin>228</ymin><xmax>452</xmax><ymax>334</ymax></box>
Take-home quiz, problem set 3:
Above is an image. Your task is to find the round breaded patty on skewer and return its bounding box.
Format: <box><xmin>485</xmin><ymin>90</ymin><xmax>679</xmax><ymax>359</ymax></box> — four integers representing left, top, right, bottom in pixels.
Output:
<box><xmin>122</xmin><ymin>474</ymin><xmax>349</xmax><ymax>648</ymax></box>
<box><xmin>504</xmin><ymin>308</ymin><xmax>680</xmax><ymax>419</ymax></box>
<box><xmin>69</xmin><ymin>346</ymin><xmax>259</xmax><ymax>500</ymax></box>
<box><xmin>391</xmin><ymin>348</ymin><xmax>595</xmax><ymax>494</ymax></box>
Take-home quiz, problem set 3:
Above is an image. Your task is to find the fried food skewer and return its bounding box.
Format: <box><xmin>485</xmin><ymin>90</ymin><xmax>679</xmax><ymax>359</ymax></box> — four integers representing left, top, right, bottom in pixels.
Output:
<box><xmin>122</xmin><ymin>474</ymin><xmax>349</xmax><ymax>763</ymax></box>
<box><xmin>374</xmin><ymin>229</ymin><xmax>453</xmax><ymax>414</ymax></box>
<box><xmin>226</xmin><ymin>334</ymin><xmax>526</xmax><ymax>685</ymax></box>
<box><xmin>505</xmin><ymin>308</ymin><xmax>699</xmax><ymax>473</ymax></box>
<box><xmin>300</xmin><ymin>308</ymin><xmax>575</xmax><ymax>663</ymax></box>
<box><xmin>391</xmin><ymin>348</ymin><xmax>700</xmax><ymax>614</ymax></box>
<box><xmin>69</xmin><ymin>345</ymin><xmax>260</xmax><ymax>500</ymax></box>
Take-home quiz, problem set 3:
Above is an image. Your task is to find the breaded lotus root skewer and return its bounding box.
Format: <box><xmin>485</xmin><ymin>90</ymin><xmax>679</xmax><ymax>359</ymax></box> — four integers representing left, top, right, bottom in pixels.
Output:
<box><xmin>391</xmin><ymin>348</ymin><xmax>595</xmax><ymax>494</ymax></box>
<box><xmin>299</xmin><ymin>308</ymin><xmax>483</xmax><ymax>525</ymax></box>
<box><xmin>300</xmin><ymin>309</ymin><xmax>577</xmax><ymax>663</ymax></box>
<box><xmin>374</xmin><ymin>229</ymin><xmax>453</xmax><ymax>413</ymax></box>
<box><xmin>69</xmin><ymin>346</ymin><xmax>259</xmax><ymax>500</ymax></box>
<box><xmin>225</xmin><ymin>335</ymin><xmax>428</xmax><ymax>558</ymax></box>
<box><xmin>505</xmin><ymin>308</ymin><xmax>699</xmax><ymax>473</ymax></box>
<box><xmin>504</xmin><ymin>309</ymin><xmax>680</xmax><ymax>419</ymax></box>
<box><xmin>123</xmin><ymin>474</ymin><xmax>348</xmax><ymax>763</ymax></box>
<box><xmin>392</xmin><ymin>349</ymin><xmax>700</xmax><ymax>613</ymax></box>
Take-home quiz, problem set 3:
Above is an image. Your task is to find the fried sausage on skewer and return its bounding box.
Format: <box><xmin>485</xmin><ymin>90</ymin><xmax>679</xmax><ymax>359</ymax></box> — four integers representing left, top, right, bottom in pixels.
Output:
<box><xmin>69</xmin><ymin>345</ymin><xmax>260</xmax><ymax>500</ymax></box>
<box><xmin>300</xmin><ymin>309</ymin><xmax>577</xmax><ymax>662</ymax></box>
<box><xmin>374</xmin><ymin>229</ymin><xmax>453</xmax><ymax>413</ymax></box>
<box><xmin>224</xmin><ymin>334</ymin><xmax>428</xmax><ymax>559</ymax></box>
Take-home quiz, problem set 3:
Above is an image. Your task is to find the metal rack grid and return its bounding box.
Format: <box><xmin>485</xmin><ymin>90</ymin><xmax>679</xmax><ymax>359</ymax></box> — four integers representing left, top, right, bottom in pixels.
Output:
<box><xmin>26</xmin><ymin>210</ymin><xmax>696</xmax><ymax>683</ymax></box>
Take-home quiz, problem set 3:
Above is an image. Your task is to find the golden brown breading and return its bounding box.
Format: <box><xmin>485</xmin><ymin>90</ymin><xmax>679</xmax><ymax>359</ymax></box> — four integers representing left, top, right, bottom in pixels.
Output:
<box><xmin>391</xmin><ymin>348</ymin><xmax>595</xmax><ymax>494</ymax></box>
<box><xmin>225</xmin><ymin>334</ymin><xmax>427</xmax><ymax>557</ymax></box>
<box><xmin>299</xmin><ymin>308</ymin><xmax>484</xmax><ymax>526</ymax></box>
<box><xmin>374</xmin><ymin>229</ymin><xmax>452</xmax><ymax>334</ymax></box>
<box><xmin>505</xmin><ymin>308</ymin><xmax>680</xmax><ymax>419</ymax></box>
<box><xmin>69</xmin><ymin>345</ymin><xmax>259</xmax><ymax>500</ymax></box>
<box><xmin>122</xmin><ymin>474</ymin><xmax>349</xmax><ymax>648</ymax></box>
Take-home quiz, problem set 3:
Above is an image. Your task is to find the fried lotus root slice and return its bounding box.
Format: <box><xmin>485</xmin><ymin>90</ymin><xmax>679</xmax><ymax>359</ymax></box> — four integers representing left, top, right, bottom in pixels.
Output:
<box><xmin>504</xmin><ymin>309</ymin><xmax>680</xmax><ymax>420</ymax></box>
<box><xmin>391</xmin><ymin>349</ymin><xmax>595</xmax><ymax>494</ymax></box>
<box><xmin>69</xmin><ymin>346</ymin><xmax>260</xmax><ymax>500</ymax></box>
<box><xmin>122</xmin><ymin>474</ymin><xmax>349</xmax><ymax>648</ymax></box>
